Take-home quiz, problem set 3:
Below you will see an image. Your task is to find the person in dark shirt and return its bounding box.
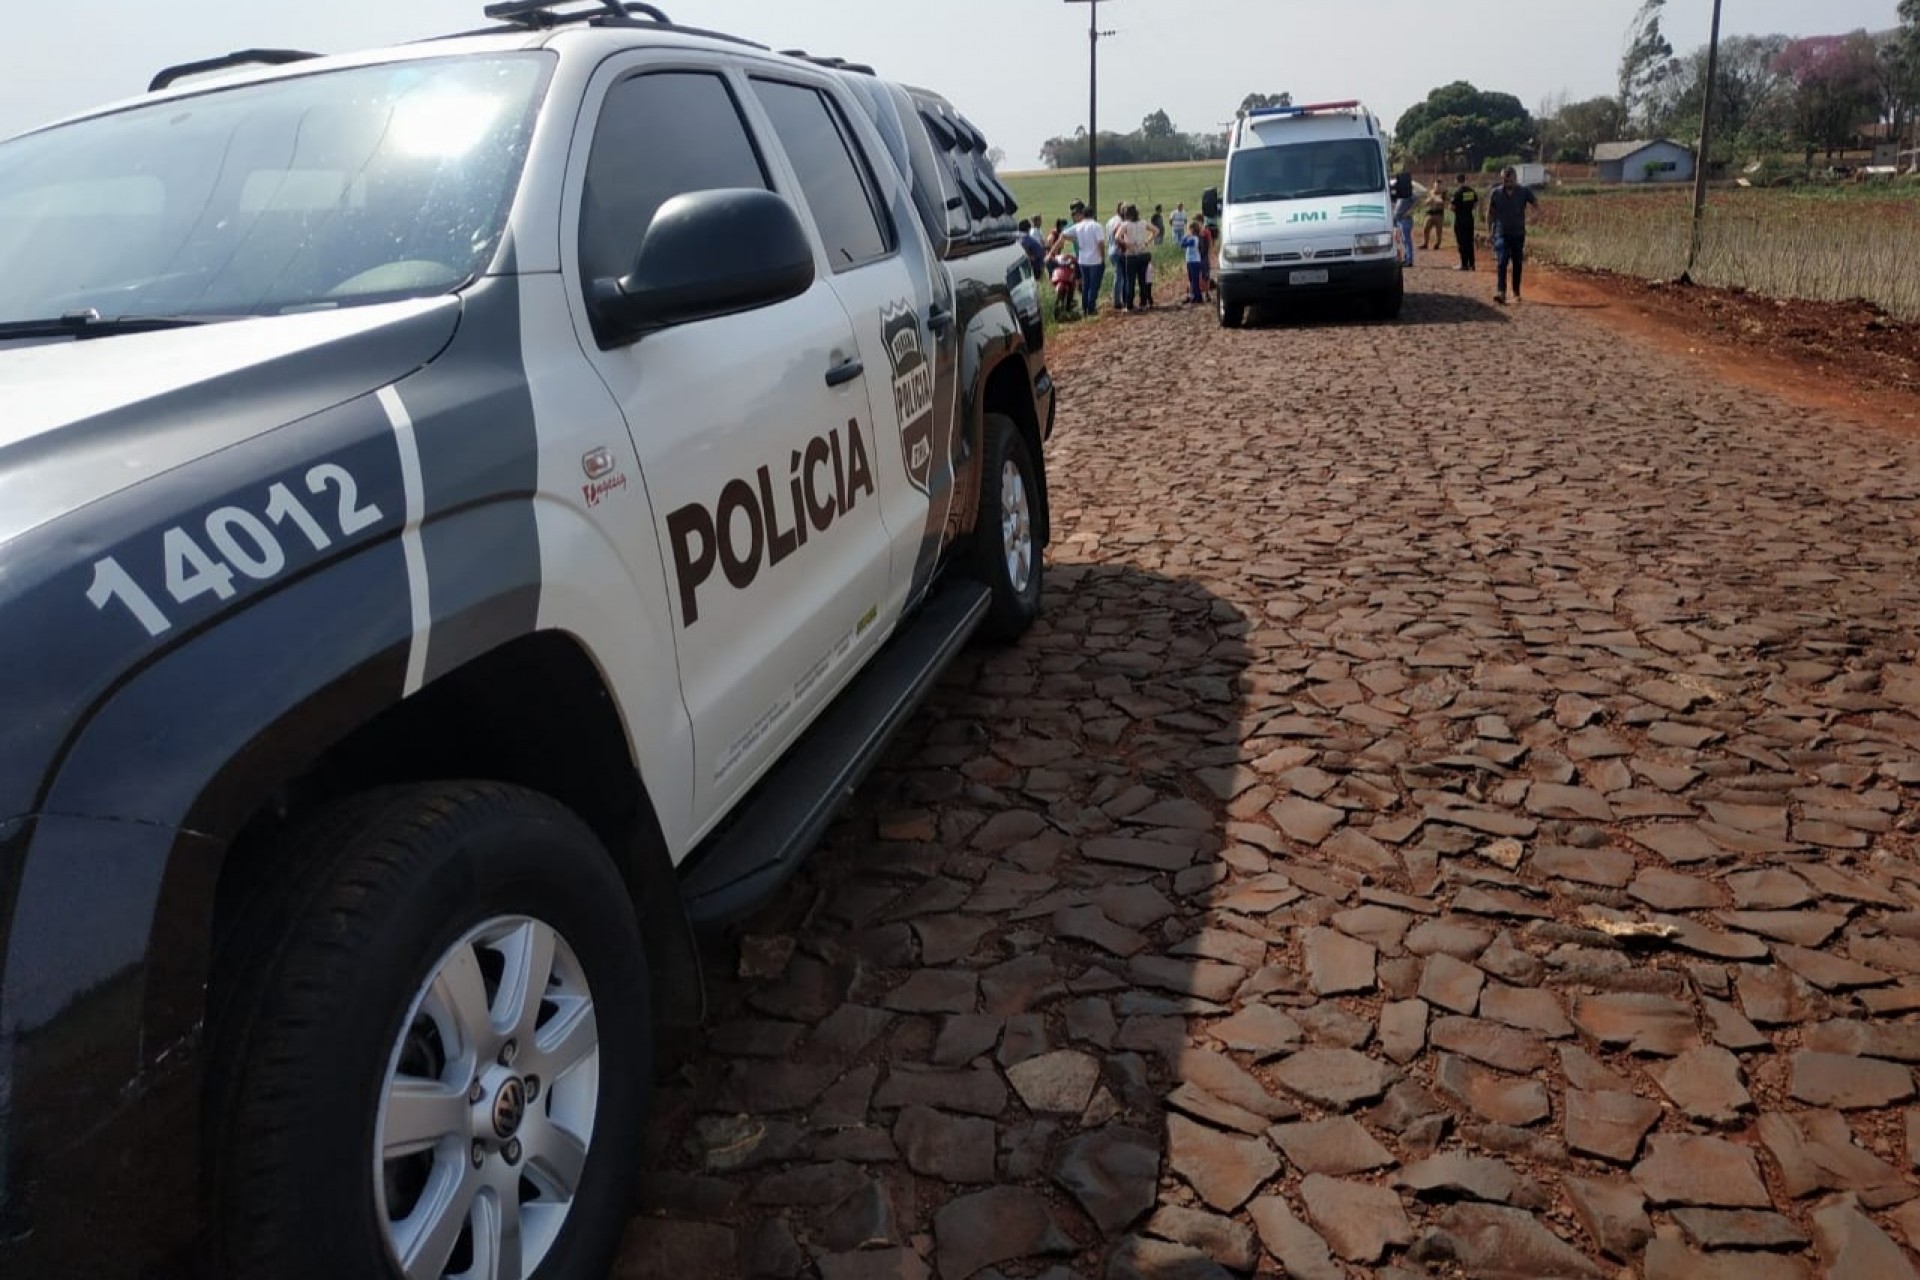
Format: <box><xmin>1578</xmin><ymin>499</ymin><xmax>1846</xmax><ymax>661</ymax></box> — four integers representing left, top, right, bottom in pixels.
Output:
<box><xmin>1488</xmin><ymin>166</ymin><xmax>1539</xmax><ymax>303</ymax></box>
<box><xmin>1150</xmin><ymin>204</ymin><xmax>1167</xmax><ymax>245</ymax></box>
<box><xmin>1390</xmin><ymin>171</ymin><xmax>1416</xmax><ymax>267</ymax></box>
<box><xmin>1450</xmin><ymin>174</ymin><xmax>1479</xmax><ymax>272</ymax></box>
<box><xmin>1016</xmin><ymin>218</ymin><xmax>1046</xmax><ymax>278</ymax></box>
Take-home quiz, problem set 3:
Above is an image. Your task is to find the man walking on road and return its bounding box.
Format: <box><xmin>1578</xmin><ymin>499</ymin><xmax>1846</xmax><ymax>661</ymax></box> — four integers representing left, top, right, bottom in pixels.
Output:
<box><xmin>1489</xmin><ymin>166</ymin><xmax>1539</xmax><ymax>304</ymax></box>
<box><xmin>1069</xmin><ymin>201</ymin><xmax>1108</xmax><ymax>317</ymax></box>
<box><xmin>1450</xmin><ymin>174</ymin><xmax>1479</xmax><ymax>272</ymax></box>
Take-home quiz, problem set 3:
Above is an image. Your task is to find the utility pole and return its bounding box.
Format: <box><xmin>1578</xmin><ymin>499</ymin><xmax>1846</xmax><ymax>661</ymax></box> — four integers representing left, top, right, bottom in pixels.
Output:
<box><xmin>1684</xmin><ymin>0</ymin><xmax>1724</xmax><ymax>281</ymax></box>
<box><xmin>1064</xmin><ymin>0</ymin><xmax>1116</xmax><ymax>216</ymax></box>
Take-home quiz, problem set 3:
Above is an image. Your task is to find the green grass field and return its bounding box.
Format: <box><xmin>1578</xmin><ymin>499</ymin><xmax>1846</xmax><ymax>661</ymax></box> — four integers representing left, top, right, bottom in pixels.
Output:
<box><xmin>1002</xmin><ymin>161</ymin><xmax>1225</xmax><ymax>228</ymax></box>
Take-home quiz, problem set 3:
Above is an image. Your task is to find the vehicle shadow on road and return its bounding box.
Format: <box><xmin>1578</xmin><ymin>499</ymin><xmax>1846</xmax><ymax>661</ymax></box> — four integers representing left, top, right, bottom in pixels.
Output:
<box><xmin>1241</xmin><ymin>289</ymin><xmax>1511</xmax><ymax>330</ymax></box>
<box><xmin>620</xmin><ymin>561</ymin><xmax>1256</xmax><ymax>1278</ymax></box>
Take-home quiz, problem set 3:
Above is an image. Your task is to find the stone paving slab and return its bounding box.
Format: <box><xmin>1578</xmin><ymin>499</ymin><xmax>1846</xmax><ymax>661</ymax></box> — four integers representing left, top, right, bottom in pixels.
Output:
<box><xmin>617</xmin><ymin>268</ymin><xmax>1920</xmax><ymax>1278</ymax></box>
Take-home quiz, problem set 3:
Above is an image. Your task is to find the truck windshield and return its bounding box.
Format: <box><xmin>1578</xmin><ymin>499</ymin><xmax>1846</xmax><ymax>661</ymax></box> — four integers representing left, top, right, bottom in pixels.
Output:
<box><xmin>1227</xmin><ymin>139</ymin><xmax>1384</xmax><ymax>204</ymax></box>
<box><xmin>0</xmin><ymin>54</ymin><xmax>550</xmax><ymax>327</ymax></box>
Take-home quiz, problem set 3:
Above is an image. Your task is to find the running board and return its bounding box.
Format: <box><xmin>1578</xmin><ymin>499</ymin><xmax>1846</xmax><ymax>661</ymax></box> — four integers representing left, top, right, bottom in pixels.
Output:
<box><xmin>678</xmin><ymin>581</ymin><xmax>991</xmax><ymax>924</ymax></box>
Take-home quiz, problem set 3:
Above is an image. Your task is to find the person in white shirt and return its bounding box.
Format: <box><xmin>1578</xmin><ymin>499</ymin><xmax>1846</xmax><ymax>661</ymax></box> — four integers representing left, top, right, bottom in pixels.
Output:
<box><xmin>1069</xmin><ymin>201</ymin><xmax>1108</xmax><ymax>316</ymax></box>
<box><xmin>1106</xmin><ymin>203</ymin><xmax>1127</xmax><ymax>309</ymax></box>
<box><xmin>1120</xmin><ymin>205</ymin><xmax>1154</xmax><ymax>310</ymax></box>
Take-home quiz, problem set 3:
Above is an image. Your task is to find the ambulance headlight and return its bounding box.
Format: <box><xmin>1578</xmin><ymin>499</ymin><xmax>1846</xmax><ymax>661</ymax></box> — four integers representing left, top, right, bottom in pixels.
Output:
<box><xmin>1354</xmin><ymin>232</ymin><xmax>1395</xmax><ymax>255</ymax></box>
<box><xmin>1222</xmin><ymin>241</ymin><xmax>1263</xmax><ymax>263</ymax></box>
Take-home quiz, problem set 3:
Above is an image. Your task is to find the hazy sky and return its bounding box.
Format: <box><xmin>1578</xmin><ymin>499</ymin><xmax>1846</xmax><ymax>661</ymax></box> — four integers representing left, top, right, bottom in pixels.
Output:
<box><xmin>0</xmin><ymin>1</ymin><xmax>1903</xmax><ymax>165</ymax></box>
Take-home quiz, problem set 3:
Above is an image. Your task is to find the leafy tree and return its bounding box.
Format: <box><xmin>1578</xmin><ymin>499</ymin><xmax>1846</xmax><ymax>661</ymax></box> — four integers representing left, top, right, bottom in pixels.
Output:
<box><xmin>1875</xmin><ymin>26</ymin><xmax>1920</xmax><ymax>158</ymax></box>
<box><xmin>1546</xmin><ymin>95</ymin><xmax>1631</xmax><ymax>162</ymax></box>
<box><xmin>1238</xmin><ymin>92</ymin><xmax>1293</xmax><ymax>114</ymax></box>
<box><xmin>1776</xmin><ymin>32</ymin><xmax>1882</xmax><ymax>159</ymax></box>
<box><xmin>1620</xmin><ymin>0</ymin><xmax>1675</xmax><ymax>123</ymax></box>
<box><xmin>986</xmin><ymin>145</ymin><xmax>1006</xmax><ymax>169</ymax></box>
<box><xmin>1141</xmin><ymin>109</ymin><xmax>1177</xmax><ymax>140</ymax></box>
<box><xmin>1394</xmin><ymin>82</ymin><xmax>1533</xmax><ymax>167</ymax></box>
<box><xmin>1642</xmin><ymin>34</ymin><xmax>1793</xmax><ymax>161</ymax></box>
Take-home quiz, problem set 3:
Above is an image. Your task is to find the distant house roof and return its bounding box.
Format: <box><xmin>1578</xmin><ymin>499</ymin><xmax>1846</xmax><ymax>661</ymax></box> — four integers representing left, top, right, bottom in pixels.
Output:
<box><xmin>1594</xmin><ymin>139</ymin><xmax>1688</xmax><ymax>162</ymax></box>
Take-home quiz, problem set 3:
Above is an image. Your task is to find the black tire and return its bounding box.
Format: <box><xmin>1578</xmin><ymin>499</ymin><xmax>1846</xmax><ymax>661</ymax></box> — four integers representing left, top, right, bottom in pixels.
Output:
<box><xmin>207</xmin><ymin>782</ymin><xmax>650</xmax><ymax>1280</ymax></box>
<box><xmin>1372</xmin><ymin>275</ymin><xmax>1405</xmax><ymax>321</ymax></box>
<box><xmin>972</xmin><ymin>413</ymin><xmax>1044</xmax><ymax>640</ymax></box>
<box><xmin>1218</xmin><ymin>293</ymin><xmax>1246</xmax><ymax>328</ymax></box>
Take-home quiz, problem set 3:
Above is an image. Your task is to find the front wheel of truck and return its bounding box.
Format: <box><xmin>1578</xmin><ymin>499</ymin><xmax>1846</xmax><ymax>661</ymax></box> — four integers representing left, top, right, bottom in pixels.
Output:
<box><xmin>207</xmin><ymin>782</ymin><xmax>651</xmax><ymax>1280</ymax></box>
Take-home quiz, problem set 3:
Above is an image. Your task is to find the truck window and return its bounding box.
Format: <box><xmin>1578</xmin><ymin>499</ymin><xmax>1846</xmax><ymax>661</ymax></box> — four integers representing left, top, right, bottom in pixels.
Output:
<box><xmin>579</xmin><ymin>71</ymin><xmax>769</xmax><ymax>286</ymax></box>
<box><xmin>0</xmin><ymin>54</ymin><xmax>549</xmax><ymax>321</ymax></box>
<box><xmin>750</xmin><ymin>78</ymin><xmax>893</xmax><ymax>271</ymax></box>
<box><xmin>1227</xmin><ymin>139</ymin><xmax>1384</xmax><ymax>203</ymax></box>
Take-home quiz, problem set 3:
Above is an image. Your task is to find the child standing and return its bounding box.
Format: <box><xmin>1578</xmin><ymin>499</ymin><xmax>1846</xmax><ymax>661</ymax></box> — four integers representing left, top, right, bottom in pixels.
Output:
<box><xmin>1048</xmin><ymin>232</ymin><xmax>1079</xmax><ymax>320</ymax></box>
<box><xmin>1179</xmin><ymin>224</ymin><xmax>1205</xmax><ymax>303</ymax></box>
<box><xmin>1192</xmin><ymin>214</ymin><xmax>1215</xmax><ymax>298</ymax></box>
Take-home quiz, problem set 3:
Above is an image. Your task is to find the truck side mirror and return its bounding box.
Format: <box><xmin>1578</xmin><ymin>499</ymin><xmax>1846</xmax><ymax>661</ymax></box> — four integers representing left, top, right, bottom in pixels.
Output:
<box><xmin>591</xmin><ymin>188</ymin><xmax>815</xmax><ymax>344</ymax></box>
<box><xmin>1201</xmin><ymin>188</ymin><xmax>1221</xmax><ymax>219</ymax></box>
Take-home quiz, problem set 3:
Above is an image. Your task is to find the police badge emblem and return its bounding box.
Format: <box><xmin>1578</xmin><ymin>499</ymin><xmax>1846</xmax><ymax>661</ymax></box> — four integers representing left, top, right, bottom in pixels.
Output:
<box><xmin>881</xmin><ymin>301</ymin><xmax>935</xmax><ymax>497</ymax></box>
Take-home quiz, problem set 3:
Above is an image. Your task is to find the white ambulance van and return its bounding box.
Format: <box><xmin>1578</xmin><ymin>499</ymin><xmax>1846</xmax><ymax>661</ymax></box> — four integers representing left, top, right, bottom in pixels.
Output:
<box><xmin>1204</xmin><ymin>100</ymin><xmax>1402</xmax><ymax>327</ymax></box>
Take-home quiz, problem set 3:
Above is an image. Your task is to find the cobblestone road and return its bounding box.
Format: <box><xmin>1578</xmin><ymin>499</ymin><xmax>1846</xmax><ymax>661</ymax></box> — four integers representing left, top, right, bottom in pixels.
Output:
<box><xmin>618</xmin><ymin>265</ymin><xmax>1920</xmax><ymax>1279</ymax></box>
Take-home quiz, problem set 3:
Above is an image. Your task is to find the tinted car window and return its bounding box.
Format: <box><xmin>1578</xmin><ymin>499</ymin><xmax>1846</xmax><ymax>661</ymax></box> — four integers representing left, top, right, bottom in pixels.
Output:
<box><xmin>750</xmin><ymin>79</ymin><xmax>892</xmax><ymax>271</ymax></box>
<box><xmin>579</xmin><ymin>71</ymin><xmax>768</xmax><ymax>285</ymax></box>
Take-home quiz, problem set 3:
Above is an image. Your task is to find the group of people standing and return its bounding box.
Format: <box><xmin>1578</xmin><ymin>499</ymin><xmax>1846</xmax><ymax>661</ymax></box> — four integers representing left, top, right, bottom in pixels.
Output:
<box><xmin>1023</xmin><ymin>199</ymin><xmax>1216</xmax><ymax>321</ymax></box>
<box><xmin>1015</xmin><ymin>168</ymin><xmax>1542</xmax><ymax>319</ymax></box>
<box><xmin>1392</xmin><ymin>168</ymin><xmax>1540</xmax><ymax>304</ymax></box>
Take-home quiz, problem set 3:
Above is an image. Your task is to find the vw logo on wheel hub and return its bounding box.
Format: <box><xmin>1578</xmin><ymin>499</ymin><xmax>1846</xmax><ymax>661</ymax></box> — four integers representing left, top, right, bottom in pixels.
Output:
<box><xmin>492</xmin><ymin>1078</ymin><xmax>527</xmax><ymax>1139</ymax></box>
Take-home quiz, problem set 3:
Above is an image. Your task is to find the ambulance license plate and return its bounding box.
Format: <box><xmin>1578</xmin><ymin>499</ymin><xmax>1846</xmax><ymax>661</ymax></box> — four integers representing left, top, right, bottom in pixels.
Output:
<box><xmin>1289</xmin><ymin>269</ymin><xmax>1330</xmax><ymax>285</ymax></box>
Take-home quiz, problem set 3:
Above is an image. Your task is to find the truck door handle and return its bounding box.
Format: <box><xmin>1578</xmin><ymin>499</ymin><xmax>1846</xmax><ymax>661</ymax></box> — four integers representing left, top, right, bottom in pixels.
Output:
<box><xmin>825</xmin><ymin>358</ymin><xmax>864</xmax><ymax>388</ymax></box>
<box><xmin>928</xmin><ymin>306</ymin><xmax>955</xmax><ymax>334</ymax></box>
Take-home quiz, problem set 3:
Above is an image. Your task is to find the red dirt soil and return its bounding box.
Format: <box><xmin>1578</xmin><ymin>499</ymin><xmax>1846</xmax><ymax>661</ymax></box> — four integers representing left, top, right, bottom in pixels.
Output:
<box><xmin>1528</xmin><ymin>266</ymin><xmax>1920</xmax><ymax>429</ymax></box>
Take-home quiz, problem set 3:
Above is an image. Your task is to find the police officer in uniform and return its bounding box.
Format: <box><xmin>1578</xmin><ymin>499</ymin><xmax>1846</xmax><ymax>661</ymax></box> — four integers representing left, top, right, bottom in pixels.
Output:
<box><xmin>1450</xmin><ymin>173</ymin><xmax>1479</xmax><ymax>272</ymax></box>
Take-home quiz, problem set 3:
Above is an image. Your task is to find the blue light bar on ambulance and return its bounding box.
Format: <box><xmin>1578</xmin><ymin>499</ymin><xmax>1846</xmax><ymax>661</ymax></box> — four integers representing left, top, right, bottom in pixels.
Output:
<box><xmin>1247</xmin><ymin>99</ymin><xmax>1363</xmax><ymax>119</ymax></box>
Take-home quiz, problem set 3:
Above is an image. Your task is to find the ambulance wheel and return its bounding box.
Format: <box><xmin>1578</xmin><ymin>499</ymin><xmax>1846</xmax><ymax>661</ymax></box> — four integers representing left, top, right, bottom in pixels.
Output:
<box><xmin>1218</xmin><ymin>294</ymin><xmax>1246</xmax><ymax>328</ymax></box>
<box><xmin>1373</xmin><ymin>276</ymin><xmax>1404</xmax><ymax>321</ymax></box>
<box><xmin>973</xmin><ymin>413</ymin><xmax>1043</xmax><ymax>640</ymax></box>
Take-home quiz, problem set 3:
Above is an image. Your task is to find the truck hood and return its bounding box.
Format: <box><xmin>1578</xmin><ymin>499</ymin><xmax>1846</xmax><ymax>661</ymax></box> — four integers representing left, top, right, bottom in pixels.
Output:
<box><xmin>0</xmin><ymin>298</ymin><xmax>460</xmax><ymax>549</ymax></box>
<box><xmin>1224</xmin><ymin>192</ymin><xmax>1391</xmax><ymax>245</ymax></box>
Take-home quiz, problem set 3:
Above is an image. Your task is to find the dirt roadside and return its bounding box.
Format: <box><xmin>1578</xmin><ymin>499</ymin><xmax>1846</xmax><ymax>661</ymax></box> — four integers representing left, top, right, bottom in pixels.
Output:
<box><xmin>1528</xmin><ymin>266</ymin><xmax>1920</xmax><ymax>431</ymax></box>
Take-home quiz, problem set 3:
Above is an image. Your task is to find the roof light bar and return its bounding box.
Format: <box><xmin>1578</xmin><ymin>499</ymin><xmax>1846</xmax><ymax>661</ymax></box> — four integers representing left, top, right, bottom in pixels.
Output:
<box><xmin>1247</xmin><ymin>99</ymin><xmax>1364</xmax><ymax>120</ymax></box>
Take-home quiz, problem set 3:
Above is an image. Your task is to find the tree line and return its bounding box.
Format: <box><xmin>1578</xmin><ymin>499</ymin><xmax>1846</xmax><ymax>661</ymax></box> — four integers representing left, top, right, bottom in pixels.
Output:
<box><xmin>1031</xmin><ymin>5</ymin><xmax>1920</xmax><ymax>175</ymax></box>
<box><xmin>1034</xmin><ymin>94</ymin><xmax>1289</xmax><ymax>168</ymax></box>
<box><xmin>1406</xmin><ymin>1</ymin><xmax>1920</xmax><ymax>172</ymax></box>
<box><xmin>1599</xmin><ymin>0</ymin><xmax>1920</xmax><ymax>166</ymax></box>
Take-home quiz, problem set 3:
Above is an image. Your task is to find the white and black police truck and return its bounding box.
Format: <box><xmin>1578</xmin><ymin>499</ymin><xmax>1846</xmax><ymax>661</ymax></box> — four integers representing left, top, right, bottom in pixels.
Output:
<box><xmin>1204</xmin><ymin>99</ymin><xmax>1404</xmax><ymax>327</ymax></box>
<box><xmin>0</xmin><ymin>4</ymin><xmax>1054</xmax><ymax>1275</ymax></box>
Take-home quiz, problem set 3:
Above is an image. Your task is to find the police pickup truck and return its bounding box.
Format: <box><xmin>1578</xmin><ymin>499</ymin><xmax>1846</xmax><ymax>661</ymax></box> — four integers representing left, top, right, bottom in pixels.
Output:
<box><xmin>0</xmin><ymin>4</ymin><xmax>1053</xmax><ymax>1275</ymax></box>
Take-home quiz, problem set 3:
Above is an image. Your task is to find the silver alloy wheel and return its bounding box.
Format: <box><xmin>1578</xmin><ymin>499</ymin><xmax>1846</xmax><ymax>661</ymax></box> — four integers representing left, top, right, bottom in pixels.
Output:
<box><xmin>1000</xmin><ymin>457</ymin><xmax>1033</xmax><ymax>594</ymax></box>
<box><xmin>375</xmin><ymin>916</ymin><xmax>599</xmax><ymax>1280</ymax></box>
